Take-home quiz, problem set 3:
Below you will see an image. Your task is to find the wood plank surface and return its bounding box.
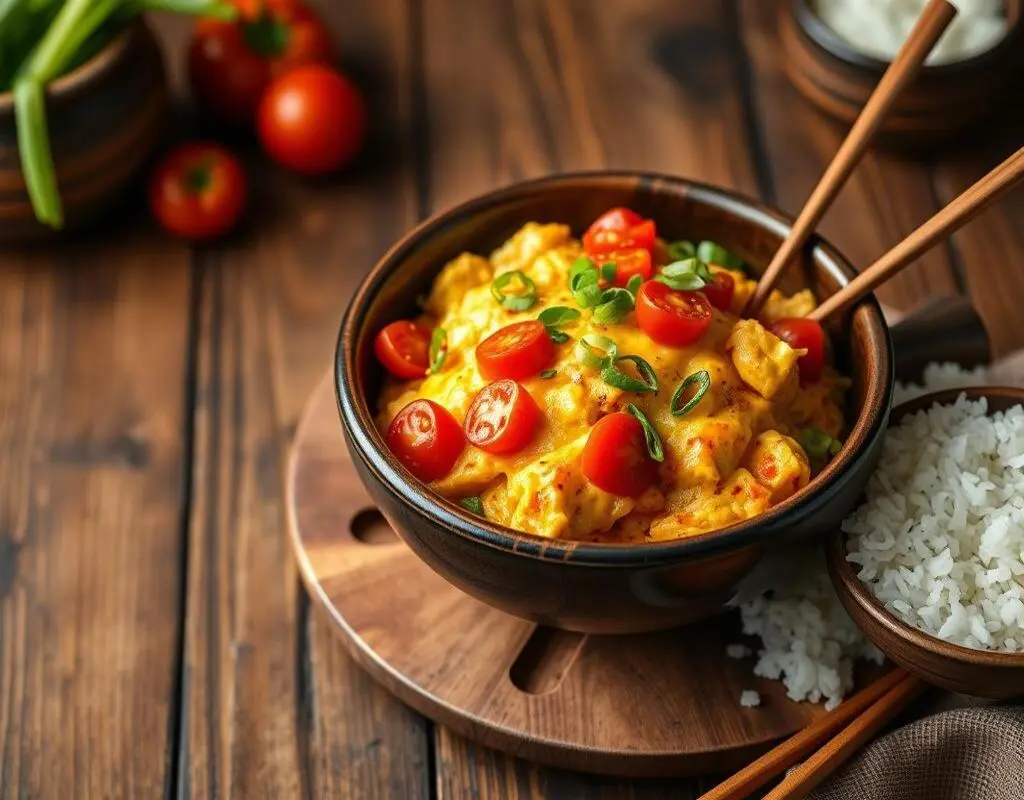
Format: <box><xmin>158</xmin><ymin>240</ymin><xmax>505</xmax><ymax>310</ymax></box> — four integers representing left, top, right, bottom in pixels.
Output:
<box><xmin>0</xmin><ymin>226</ymin><xmax>193</xmax><ymax>796</ymax></box>
<box><xmin>176</xmin><ymin>0</ymin><xmax>432</xmax><ymax>797</ymax></box>
<box><xmin>736</xmin><ymin>0</ymin><xmax>961</xmax><ymax>312</ymax></box>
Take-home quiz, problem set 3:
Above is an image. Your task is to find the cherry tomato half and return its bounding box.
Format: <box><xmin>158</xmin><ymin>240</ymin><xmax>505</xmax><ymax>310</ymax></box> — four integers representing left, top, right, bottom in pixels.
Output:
<box><xmin>584</xmin><ymin>219</ymin><xmax>657</xmax><ymax>256</ymax></box>
<box><xmin>188</xmin><ymin>0</ymin><xmax>335</xmax><ymax>125</ymax></box>
<box><xmin>635</xmin><ymin>281</ymin><xmax>712</xmax><ymax>347</ymax></box>
<box><xmin>768</xmin><ymin>318</ymin><xmax>826</xmax><ymax>384</ymax></box>
<box><xmin>701</xmin><ymin>271</ymin><xmax>735</xmax><ymax>311</ymax></box>
<box><xmin>148</xmin><ymin>142</ymin><xmax>246</xmax><ymax>241</ymax></box>
<box><xmin>476</xmin><ymin>321</ymin><xmax>555</xmax><ymax>382</ymax></box>
<box><xmin>258</xmin><ymin>65</ymin><xmax>367</xmax><ymax>175</ymax></box>
<box><xmin>587</xmin><ymin>207</ymin><xmax>645</xmax><ymax>232</ymax></box>
<box><xmin>374</xmin><ymin>321</ymin><xmax>431</xmax><ymax>379</ymax></box>
<box><xmin>464</xmin><ymin>380</ymin><xmax>542</xmax><ymax>455</ymax></box>
<box><xmin>595</xmin><ymin>248</ymin><xmax>653</xmax><ymax>287</ymax></box>
<box><xmin>581</xmin><ymin>412</ymin><xmax>658</xmax><ymax>497</ymax></box>
<box><xmin>385</xmin><ymin>399</ymin><xmax>465</xmax><ymax>482</ymax></box>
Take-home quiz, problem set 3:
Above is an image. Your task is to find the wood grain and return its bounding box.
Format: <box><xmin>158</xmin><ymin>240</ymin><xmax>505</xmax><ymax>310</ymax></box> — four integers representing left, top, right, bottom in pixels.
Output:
<box><xmin>0</xmin><ymin>230</ymin><xmax>192</xmax><ymax>796</ymax></box>
<box><xmin>737</xmin><ymin>0</ymin><xmax>961</xmax><ymax>311</ymax></box>
<box><xmin>176</xmin><ymin>0</ymin><xmax>433</xmax><ymax>796</ymax></box>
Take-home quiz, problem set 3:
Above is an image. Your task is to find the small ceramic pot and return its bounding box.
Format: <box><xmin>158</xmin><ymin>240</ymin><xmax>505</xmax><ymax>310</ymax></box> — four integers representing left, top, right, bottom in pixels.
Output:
<box><xmin>827</xmin><ymin>387</ymin><xmax>1024</xmax><ymax>698</ymax></box>
<box><xmin>336</xmin><ymin>172</ymin><xmax>895</xmax><ymax>634</ymax></box>
<box><xmin>780</xmin><ymin>0</ymin><xmax>1024</xmax><ymax>147</ymax></box>
<box><xmin>0</xmin><ymin>20</ymin><xmax>170</xmax><ymax>243</ymax></box>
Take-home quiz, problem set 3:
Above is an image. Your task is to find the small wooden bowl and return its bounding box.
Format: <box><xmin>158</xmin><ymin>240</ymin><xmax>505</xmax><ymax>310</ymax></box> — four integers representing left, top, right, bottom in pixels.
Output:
<box><xmin>827</xmin><ymin>386</ymin><xmax>1024</xmax><ymax>699</ymax></box>
<box><xmin>0</xmin><ymin>20</ymin><xmax>170</xmax><ymax>243</ymax></box>
<box><xmin>780</xmin><ymin>0</ymin><xmax>1024</xmax><ymax>147</ymax></box>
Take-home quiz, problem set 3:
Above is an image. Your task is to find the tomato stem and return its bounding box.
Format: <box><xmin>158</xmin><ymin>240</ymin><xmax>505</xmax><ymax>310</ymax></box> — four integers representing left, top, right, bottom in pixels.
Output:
<box><xmin>242</xmin><ymin>10</ymin><xmax>291</xmax><ymax>57</ymax></box>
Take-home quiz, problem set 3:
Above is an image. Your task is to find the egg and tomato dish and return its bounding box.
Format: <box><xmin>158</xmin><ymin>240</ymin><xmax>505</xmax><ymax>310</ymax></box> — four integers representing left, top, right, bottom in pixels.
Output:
<box><xmin>374</xmin><ymin>208</ymin><xmax>847</xmax><ymax>543</ymax></box>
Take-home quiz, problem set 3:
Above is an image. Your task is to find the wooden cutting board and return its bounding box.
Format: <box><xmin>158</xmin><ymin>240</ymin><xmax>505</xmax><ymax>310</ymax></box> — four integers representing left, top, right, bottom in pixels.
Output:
<box><xmin>286</xmin><ymin>372</ymin><xmax>887</xmax><ymax>777</ymax></box>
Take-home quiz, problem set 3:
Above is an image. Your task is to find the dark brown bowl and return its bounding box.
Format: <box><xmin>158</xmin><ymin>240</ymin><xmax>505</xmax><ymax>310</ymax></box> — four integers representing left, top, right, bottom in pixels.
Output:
<box><xmin>827</xmin><ymin>386</ymin><xmax>1024</xmax><ymax>698</ymax></box>
<box><xmin>781</xmin><ymin>0</ymin><xmax>1024</xmax><ymax>147</ymax></box>
<box><xmin>336</xmin><ymin>172</ymin><xmax>894</xmax><ymax>634</ymax></box>
<box><xmin>0</xmin><ymin>20</ymin><xmax>170</xmax><ymax>243</ymax></box>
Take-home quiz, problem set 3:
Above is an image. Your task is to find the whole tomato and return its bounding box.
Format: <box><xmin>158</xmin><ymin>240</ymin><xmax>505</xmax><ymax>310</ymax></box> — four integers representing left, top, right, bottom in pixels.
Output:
<box><xmin>257</xmin><ymin>65</ymin><xmax>367</xmax><ymax>174</ymax></box>
<box><xmin>148</xmin><ymin>142</ymin><xmax>247</xmax><ymax>240</ymax></box>
<box><xmin>188</xmin><ymin>0</ymin><xmax>335</xmax><ymax>125</ymax></box>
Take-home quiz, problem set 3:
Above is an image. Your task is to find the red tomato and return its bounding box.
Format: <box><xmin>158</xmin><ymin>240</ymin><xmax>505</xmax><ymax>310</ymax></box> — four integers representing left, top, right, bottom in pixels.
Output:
<box><xmin>188</xmin><ymin>0</ymin><xmax>335</xmax><ymax>125</ymax></box>
<box><xmin>587</xmin><ymin>207</ymin><xmax>645</xmax><ymax>232</ymax></box>
<box><xmin>701</xmin><ymin>271</ymin><xmax>735</xmax><ymax>311</ymax></box>
<box><xmin>464</xmin><ymin>380</ymin><xmax>542</xmax><ymax>455</ymax></box>
<box><xmin>768</xmin><ymin>318</ymin><xmax>826</xmax><ymax>383</ymax></box>
<box><xmin>594</xmin><ymin>249</ymin><xmax>653</xmax><ymax>286</ymax></box>
<box><xmin>257</xmin><ymin>65</ymin><xmax>367</xmax><ymax>175</ymax></box>
<box><xmin>374</xmin><ymin>321</ymin><xmax>431</xmax><ymax>379</ymax></box>
<box><xmin>584</xmin><ymin>219</ymin><xmax>656</xmax><ymax>256</ymax></box>
<box><xmin>581</xmin><ymin>413</ymin><xmax>658</xmax><ymax>497</ymax></box>
<box><xmin>476</xmin><ymin>321</ymin><xmax>555</xmax><ymax>382</ymax></box>
<box><xmin>148</xmin><ymin>142</ymin><xmax>246</xmax><ymax>240</ymax></box>
<box><xmin>635</xmin><ymin>281</ymin><xmax>713</xmax><ymax>347</ymax></box>
<box><xmin>385</xmin><ymin>399</ymin><xmax>465</xmax><ymax>482</ymax></box>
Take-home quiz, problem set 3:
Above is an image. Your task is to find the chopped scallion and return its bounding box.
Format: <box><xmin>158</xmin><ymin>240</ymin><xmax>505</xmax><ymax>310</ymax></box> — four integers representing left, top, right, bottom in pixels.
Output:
<box><xmin>625</xmin><ymin>403</ymin><xmax>664</xmax><ymax>462</ymax></box>
<box><xmin>592</xmin><ymin>287</ymin><xmax>635</xmax><ymax>325</ymax></box>
<box><xmin>670</xmin><ymin>370</ymin><xmax>711</xmax><ymax>416</ymax></box>
<box><xmin>459</xmin><ymin>496</ymin><xmax>485</xmax><ymax>516</ymax></box>
<box><xmin>696</xmin><ymin>241</ymin><xmax>744</xmax><ymax>270</ymax></box>
<box><xmin>576</xmin><ymin>333</ymin><xmax>617</xmax><ymax>370</ymax></box>
<box><xmin>601</xmin><ymin>355</ymin><xmax>658</xmax><ymax>394</ymax></box>
<box><xmin>429</xmin><ymin>327</ymin><xmax>447</xmax><ymax>373</ymax></box>
<box><xmin>491</xmin><ymin>270</ymin><xmax>537</xmax><ymax>311</ymax></box>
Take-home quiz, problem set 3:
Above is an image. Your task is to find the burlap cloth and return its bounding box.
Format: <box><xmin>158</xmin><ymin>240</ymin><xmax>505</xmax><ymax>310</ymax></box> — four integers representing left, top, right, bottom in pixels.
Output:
<box><xmin>810</xmin><ymin>696</ymin><xmax>1024</xmax><ymax>799</ymax></box>
<box><xmin>809</xmin><ymin>309</ymin><xmax>1024</xmax><ymax>799</ymax></box>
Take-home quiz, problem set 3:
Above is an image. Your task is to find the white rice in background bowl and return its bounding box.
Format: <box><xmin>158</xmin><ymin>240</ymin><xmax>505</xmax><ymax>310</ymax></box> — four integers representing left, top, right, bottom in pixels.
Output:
<box><xmin>731</xmin><ymin>362</ymin><xmax>1024</xmax><ymax>708</ymax></box>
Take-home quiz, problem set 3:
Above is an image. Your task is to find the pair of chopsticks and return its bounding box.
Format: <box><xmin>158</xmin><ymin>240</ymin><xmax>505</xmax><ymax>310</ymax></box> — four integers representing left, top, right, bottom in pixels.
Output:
<box><xmin>744</xmin><ymin>0</ymin><xmax>1024</xmax><ymax>323</ymax></box>
<box><xmin>700</xmin><ymin>670</ymin><xmax>926</xmax><ymax>800</ymax></box>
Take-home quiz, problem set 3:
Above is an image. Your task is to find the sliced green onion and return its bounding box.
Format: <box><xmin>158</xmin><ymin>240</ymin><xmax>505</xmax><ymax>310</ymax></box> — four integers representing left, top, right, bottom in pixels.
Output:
<box><xmin>696</xmin><ymin>241</ymin><xmax>744</xmax><ymax>270</ymax></box>
<box><xmin>601</xmin><ymin>355</ymin><xmax>658</xmax><ymax>394</ymax></box>
<box><xmin>539</xmin><ymin>369</ymin><xmax>558</xmax><ymax>379</ymax></box>
<box><xmin>491</xmin><ymin>270</ymin><xmax>537</xmax><ymax>311</ymax></box>
<box><xmin>667</xmin><ymin>240</ymin><xmax>696</xmax><ymax>261</ymax></box>
<box><xmin>429</xmin><ymin>327</ymin><xmax>447</xmax><ymax>373</ymax></box>
<box><xmin>593</xmin><ymin>287</ymin><xmax>635</xmax><ymax>325</ymax></box>
<box><xmin>671</xmin><ymin>370</ymin><xmax>711</xmax><ymax>416</ymax></box>
<box><xmin>655</xmin><ymin>258</ymin><xmax>712</xmax><ymax>291</ymax></box>
<box><xmin>569</xmin><ymin>257</ymin><xmax>603</xmax><ymax>308</ymax></box>
<box><xmin>625</xmin><ymin>403</ymin><xmax>664</xmax><ymax>463</ymax></box>
<box><xmin>537</xmin><ymin>306</ymin><xmax>581</xmax><ymax>327</ymax></box>
<box><xmin>800</xmin><ymin>427</ymin><xmax>842</xmax><ymax>461</ymax></box>
<box><xmin>626</xmin><ymin>274</ymin><xmax>644</xmax><ymax>299</ymax></box>
<box><xmin>547</xmin><ymin>329</ymin><xmax>570</xmax><ymax>344</ymax></box>
<box><xmin>601</xmin><ymin>262</ymin><xmax>617</xmax><ymax>283</ymax></box>
<box><xmin>576</xmin><ymin>333</ymin><xmax>617</xmax><ymax>369</ymax></box>
<box><xmin>459</xmin><ymin>496</ymin><xmax>485</xmax><ymax>516</ymax></box>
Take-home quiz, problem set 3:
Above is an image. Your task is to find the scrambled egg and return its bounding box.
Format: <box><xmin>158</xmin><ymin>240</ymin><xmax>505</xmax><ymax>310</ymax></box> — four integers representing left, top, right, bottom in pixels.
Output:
<box><xmin>378</xmin><ymin>223</ymin><xmax>847</xmax><ymax>542</ymax></box>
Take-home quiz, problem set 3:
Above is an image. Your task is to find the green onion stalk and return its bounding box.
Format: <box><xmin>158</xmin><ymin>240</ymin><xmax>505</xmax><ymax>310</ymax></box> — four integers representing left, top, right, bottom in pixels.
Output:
<box><xmin>7</xmin><ymin>0</ymin><xmax>235</xmax><ymax>229</ymax></box>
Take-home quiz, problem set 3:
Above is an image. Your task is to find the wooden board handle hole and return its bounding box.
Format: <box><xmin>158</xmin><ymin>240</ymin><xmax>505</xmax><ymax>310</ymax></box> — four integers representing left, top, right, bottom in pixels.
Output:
<box><xmin>509</xmin><ymin>626</ymin><xmax>587</xmax><ymax>695</ymax></box>
<box><xmin>350</xmin><ymin>508</ymin><xmax>398</xmax><ymax>545</ymax></box>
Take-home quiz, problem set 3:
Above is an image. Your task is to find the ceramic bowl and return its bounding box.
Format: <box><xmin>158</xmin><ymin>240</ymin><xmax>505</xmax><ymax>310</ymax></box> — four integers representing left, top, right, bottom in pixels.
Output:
<box><xmin>780</xmin><ymin>0</ymin><xmax>1024</xmax><ymax>147</ymax></box>
<box><xmin>827</xmin><ymin>386</ymin><xmax>1024</xmax><ymax>698</ymax></box>
<box><xmin>0</xmin><ymin>20</ymin><xmax>170</xmax><ymax>243</ymax></box>
<box><xmin>336</xmin><ymin>171</ymin><xmax>894</xmax><ymax>634</ymax></box>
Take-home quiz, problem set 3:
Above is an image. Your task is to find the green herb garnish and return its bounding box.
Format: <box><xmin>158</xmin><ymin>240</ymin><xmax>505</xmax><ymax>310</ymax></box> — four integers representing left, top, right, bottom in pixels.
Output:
<box><xmin>592</xmin><ymin>287</ymin><xmax>635</xmax><ymax>325</ymax></box>
<box><xmin>667</xmin><ymin>240</ymin><xmax>696</xmax><ymax>261</ymax></box>
<box><xmin>538</xmin><ymin>305</ymin><xmax>580</xmax><ymax>344</ymax></box>
<box><xmin>539</xmin><ymin>368</ymin><xmax>558</xmax><ymax>379</ymax></box>
<box><xmin>670</xmin><ymin>370</ymin><xmax>711</xmax><ymax>416</ymax></box>
<box><xmin>655</xmin><ymin>258</ymin><xmax>713</xmax><ymax>292</ymax></box>
<box><xmin>696</xmin><ymin>241</ymin><xmax>744</xmax><ymax>270</ymax></box>
<box><xmin>626</xmin><ymin>274</ymin><xmax>644</xmax><ymax>298</ymax></box>
<box><xmin>600</xmin><ymin>262</ymin><xmax>617</xmax><ymax>283</ymax></box>
<box><xmin>601</xmin><ymin>355</ymin><xmax>658</xmax><ymax>394</ymax></box>
<box><xmin>799</xmin><ymin>427</ymin><xmax>843</xmax><ymax>462</ymax></box>
<box><xmin>576</xmin><ymin>333</ymin><xmax>617</xmax><ymax>370</ymax></box>
<box><xmin>429</xmin><ymin>327</ymin><xmax>447</xmax><ymax>373</ymax></box>
<box><xmin>459</xmin><ymin>496</ymin><xmax>485</xmax><ymax>516</ymax></box>
<box><xmin>569</xmin><ymin>257</ymin><xmax>604</xmax><ymax>308</ymax></box>
<box><xmin>625</xmin><ymin>403</ymin><xmax>664</xmax><ymax>462</ymax></box>
<box><xmin>491</xmin><ymin>270</ymin><xmax>538</xmax><ymax>311</ymax></box>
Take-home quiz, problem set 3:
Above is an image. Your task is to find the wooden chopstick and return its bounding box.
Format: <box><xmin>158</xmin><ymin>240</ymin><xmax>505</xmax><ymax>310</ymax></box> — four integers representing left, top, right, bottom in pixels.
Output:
<box><xmin>763</xmin><ymin>674</ymin><xmax>927</xmax><ymax>800</ymax></box>
<box><xmin>742</xmin><ymin>0</ymin><xmax>957</xmax><ymax>319</ymax></box>
<box><xmin>698</xmin><ymin>669</ymin><xmax>910</xmax><ymax>800</ymax></box>
<box><xmin>810</xmin><ymin>145</ymin><xmax>1024</xmax><ymax>322</ymax></box>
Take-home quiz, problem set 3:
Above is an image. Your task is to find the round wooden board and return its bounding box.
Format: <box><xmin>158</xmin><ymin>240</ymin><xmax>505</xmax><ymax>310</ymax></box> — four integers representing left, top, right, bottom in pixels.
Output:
<box><xmin>287</xmin><ymin>373</ymin><xmax>852</xmax><ymax>777</ymax></box>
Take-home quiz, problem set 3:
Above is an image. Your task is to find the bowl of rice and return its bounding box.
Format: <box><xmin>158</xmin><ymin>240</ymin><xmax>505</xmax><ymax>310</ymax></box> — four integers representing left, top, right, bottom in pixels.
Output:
<box><xmin>780</xmin><ymin>0</ymin><xmax>1024</xmax><ymax>145</ymax></box>
<box><xmin>826</xmin><ymin>385</ymin><xmax>1024</xmax><ymax>698</ymax></box>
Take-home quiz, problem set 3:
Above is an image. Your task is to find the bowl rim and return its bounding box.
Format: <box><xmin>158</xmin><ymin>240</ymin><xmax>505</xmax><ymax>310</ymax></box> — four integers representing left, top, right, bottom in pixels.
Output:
<box><xmin>336</xmin><ymin>170</ymin><xmax>893</xmax><ymax>567</ymax></box>
<box><xmin>791</xmin><ymin>0</ymin><xmax>1022</xmax><ymax>76</ymax></box>
<box><xmin>0</xmin><ymin>21</ymin><xmax>138</xmax><ymax>116</ymax></box>
<box><xmin>827</xmin><ymin>385</ymin><xmax>1024</xmax><ymax>669</ymax></box>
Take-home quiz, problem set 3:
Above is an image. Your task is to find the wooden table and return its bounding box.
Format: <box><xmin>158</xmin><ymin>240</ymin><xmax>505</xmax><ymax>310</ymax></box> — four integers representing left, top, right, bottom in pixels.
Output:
<box><xmin>1</xmin><ymin>2</ymin><xmax>1021</xmax><ymax>797</ymax></box>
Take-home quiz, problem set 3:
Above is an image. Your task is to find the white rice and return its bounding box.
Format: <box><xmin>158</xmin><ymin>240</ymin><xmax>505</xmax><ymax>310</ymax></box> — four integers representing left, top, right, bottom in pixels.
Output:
<box><xmin>739</xmin><ymin>690</ymin><xmax>762</xmax><ymax>708</ymax></box>
<box><xmin>844</xmin><ymin>391</ymin><xmax>1024</xmax><ymax>652</ymax></box>
<box><xmin>735</xmin><ymin>362</ymin><xmax>1001</xmax><ymax>708</ymax></box>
